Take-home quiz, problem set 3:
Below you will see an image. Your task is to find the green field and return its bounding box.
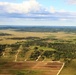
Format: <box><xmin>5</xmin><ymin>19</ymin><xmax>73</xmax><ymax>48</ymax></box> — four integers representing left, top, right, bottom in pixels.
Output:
<box><xmin>0</xmin><ymin>26</ymin><xmax>76</xmax><ymax>75</ymax></box>
<box><xmin>60</xmin><ymin>59</ymin><xmax>76</xmax><ymax>75</ymax></box>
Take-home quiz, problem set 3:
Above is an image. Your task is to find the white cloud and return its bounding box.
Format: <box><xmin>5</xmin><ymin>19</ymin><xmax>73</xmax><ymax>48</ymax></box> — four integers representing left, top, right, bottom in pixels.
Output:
<box><xmin>59</xmin><ymin>9</ymin><xmax>67</xmax><ymax>13</ymax></box>
<box><xmin>0</xmin><ymin>0</ymin><xmax>76</xmax><ymax>21</ymax></box>
<box><xmin>50</xmin><ymin>6</ymin><xmax>55</xmax><ymax>13</ymax></box>
<box><xmin>59</xmin><ymin>18</ymin><xmax>68</xmax><ymax>21</ymax></box>
<box><xmin>67</xmin><ymin>0</ymin><xmax>76</xmax><ymax>4</ymax></box>
<box><xmin>0</xmin><ymin>0</ymin><xmax>43</xmax><ymax>14</ymax></box>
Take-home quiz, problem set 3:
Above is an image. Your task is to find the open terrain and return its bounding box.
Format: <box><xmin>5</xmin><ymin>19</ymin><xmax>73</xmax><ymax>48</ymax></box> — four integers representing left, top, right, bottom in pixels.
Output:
<box><xmin>0</xmin><ymin>29</ymin><xmax>76</xmax><ymax>44</ymax></box>
<box><xmin>59</xmin><ymin>59</ymin><xmax>76</xmax><ymax>75</ymax></box>
<box><xmin>0</xmin><ymin>29</ymin><xmax>50</xmax><ymax>44</ymax></box>
<box><xmin>0</xmin><ymin>61</ymin><xmax>63</xmax><ymax>75</ymax></box>
<box><xmin>0</xmin><ymin>26</ymin><xmax>76</xmax><ymax>75</ymax></box>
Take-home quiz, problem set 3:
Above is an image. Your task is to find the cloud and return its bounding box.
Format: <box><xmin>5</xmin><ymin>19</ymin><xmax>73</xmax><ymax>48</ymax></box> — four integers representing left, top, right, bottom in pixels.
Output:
<box><xmin>50</xmin><ymin>6</ymin><xmax>55</xmax><ymax>13</ymax></box>
<box><xmin>0</xmin><ymin>0</ymin><xmax>76</xmax><ymax>21</ymax></box>
<box><xmin>67</xmin><ymin>0</ymin><xmax>76</xmax><ymax>4</ymax></box>
<box><xmin>0</xmin><ymin>0</ymin><xmax>44</xmax><ymax>14</ymax></box>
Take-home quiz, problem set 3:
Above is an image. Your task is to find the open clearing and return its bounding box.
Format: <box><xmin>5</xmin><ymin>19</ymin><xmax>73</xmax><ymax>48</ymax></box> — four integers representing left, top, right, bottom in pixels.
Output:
<box><xmin>59</xmin><ymin>59</ymin><xmax>76</xmax><ymax>75</ymax></box>
<box><xmin>0</xmin><ymin>28</ymin><xmax>76</xmax><ymax>75</ymax></box>
<box><xmin>0</xmin><ymin>61</ymin><xmax>63</xmax><ymax>75</ymax></box>
<box><xmin>0</xmin><ymin>29</ymin><xmax>76</xmax><ymax>44</ymax></box>
<box><xmin>0</xmin><ymin>29</ymin><xmax>50</xmax><ymax>44</ymax></box>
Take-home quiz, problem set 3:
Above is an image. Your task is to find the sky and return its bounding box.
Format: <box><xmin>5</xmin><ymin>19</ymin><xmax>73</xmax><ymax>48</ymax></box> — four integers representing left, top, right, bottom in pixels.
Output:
<box><xmin>0</xmin><ymin>0</ymin><xmax>76</xmax><ymax>26</ymax></box>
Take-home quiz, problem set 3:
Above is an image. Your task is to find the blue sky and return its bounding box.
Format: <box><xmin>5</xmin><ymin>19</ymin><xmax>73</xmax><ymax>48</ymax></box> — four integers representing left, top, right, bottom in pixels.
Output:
<box><xmin>0</xmin><ymin>0</ymin><xmax>76</xmax><ymax>26</ymax></box>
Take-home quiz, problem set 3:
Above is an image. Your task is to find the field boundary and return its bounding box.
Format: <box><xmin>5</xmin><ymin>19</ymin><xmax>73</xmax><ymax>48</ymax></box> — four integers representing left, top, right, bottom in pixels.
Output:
<box><xmin>57</xmin><ymin>62</ymin><xmax>65</xmax><ymax>75</ymax></box>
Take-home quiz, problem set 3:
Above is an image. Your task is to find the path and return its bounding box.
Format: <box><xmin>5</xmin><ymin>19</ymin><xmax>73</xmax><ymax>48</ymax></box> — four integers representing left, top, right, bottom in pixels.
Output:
<box><xmin>2</xmin><ymin>52</ymin><xmax>5</xmax><ymax>57</ymax></box>
<box><xmin>36</xmin><ymin>51</ymin><xmax>45</xmax><ymax>61</ymax></box>
<box><xmin>24</xmin><ymin>50</ymin><xmax>34</xmax><ymax>61</ymax></box>
<box><xmin>14</xmin><ymin>45</ymin><xmax>22</xmax><ymax>62</ymax></box>
<box><xmin>36</xmin><ymin>55</ymin><xmax>41</xmax><ymax>61</ymax></box>
<box><xmin>57</xmin><ymin>62</ymin><xmax>65</xmax><ymax>75</ymax></box>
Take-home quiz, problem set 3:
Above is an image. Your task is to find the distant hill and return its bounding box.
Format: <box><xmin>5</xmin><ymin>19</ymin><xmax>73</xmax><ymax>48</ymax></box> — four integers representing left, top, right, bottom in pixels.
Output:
<box><xmin>0</xmin><ymin>25</ymin><xmax>76</xmax><ymax>33</ymax></box>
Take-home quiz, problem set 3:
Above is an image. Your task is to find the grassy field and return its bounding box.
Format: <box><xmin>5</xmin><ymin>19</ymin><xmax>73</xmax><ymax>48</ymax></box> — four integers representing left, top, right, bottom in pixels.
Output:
<box><xmin>59</xmin><ymin>59</ymin><xmax>76</xmax><ymax>75</ymax></box>
<box><xmin>0</xmin><ymin>29</ymin><xmax>76</xmax><ymax>75</ymax></box>
<box><xmin>0</xmin><ymin>29</ymin><xmax>50</xmax><ymax>44</ymax></box>
<box><xmin>0</xmin><ymin>29</ymin><xmax>76</xmax><ymax>44</ymax></box>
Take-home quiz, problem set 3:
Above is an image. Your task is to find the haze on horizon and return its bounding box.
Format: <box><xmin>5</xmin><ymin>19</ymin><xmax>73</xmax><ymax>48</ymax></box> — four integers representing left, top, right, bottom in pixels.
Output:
<box><xmin>0</xmin><ymin>0</ymin><xmax>76</xmax><ymax>26</ymax></box>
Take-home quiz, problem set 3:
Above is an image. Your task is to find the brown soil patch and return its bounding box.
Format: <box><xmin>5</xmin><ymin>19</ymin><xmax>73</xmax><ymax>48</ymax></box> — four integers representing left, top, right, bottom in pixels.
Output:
<box><xmin>0</xmin><ymin>61</ymin><xmax>63</xmax><ymax>75</ymax></box>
